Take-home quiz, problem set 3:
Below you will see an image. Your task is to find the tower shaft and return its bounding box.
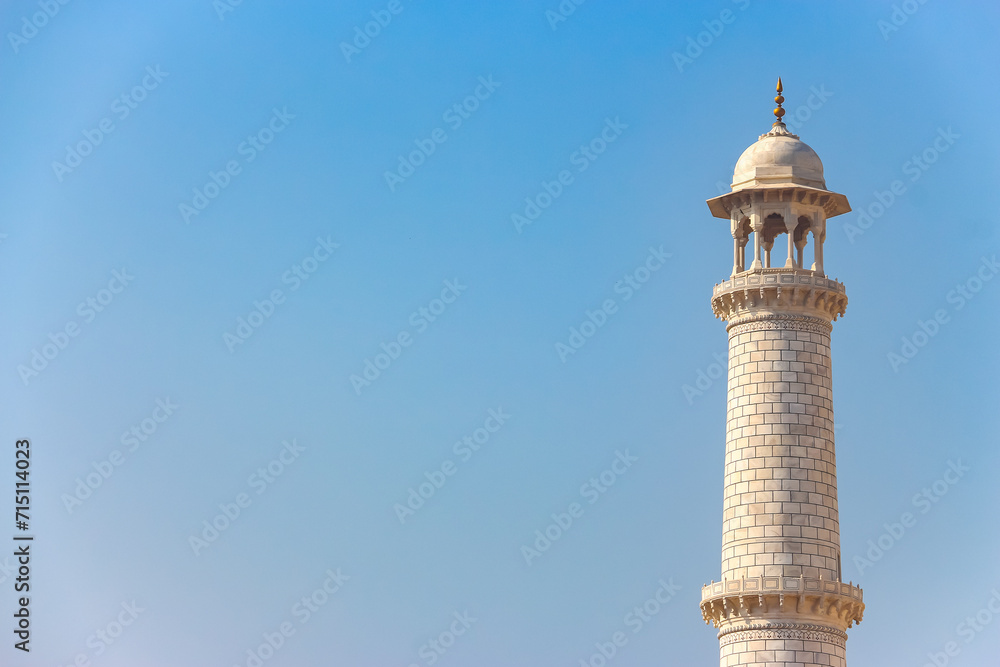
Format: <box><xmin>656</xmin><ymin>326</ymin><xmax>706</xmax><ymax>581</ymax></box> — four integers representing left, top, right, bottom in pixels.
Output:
<box><xmin>722</xmin><ymin>306</ymin><xmax>840</xmax><ymax>584</ymax></box>
<box><xmin>701</xmin><ymin>270</ymin><xmax>862</xmax><ymax>667</ymax></box>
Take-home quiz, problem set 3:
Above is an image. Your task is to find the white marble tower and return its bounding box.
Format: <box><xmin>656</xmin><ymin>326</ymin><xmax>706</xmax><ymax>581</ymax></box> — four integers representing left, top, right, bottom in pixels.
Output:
<box><xmin>699</xmin><ymin>80</ymin><xmax>865</xmax><ymax>667</ymax></box>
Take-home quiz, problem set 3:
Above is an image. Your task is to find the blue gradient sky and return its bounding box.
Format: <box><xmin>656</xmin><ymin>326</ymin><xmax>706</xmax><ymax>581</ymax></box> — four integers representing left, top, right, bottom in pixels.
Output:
<box><xmin>1</xmin><ymin>1</ymin><xmax>998</xmax><ymax>666</ymax></box>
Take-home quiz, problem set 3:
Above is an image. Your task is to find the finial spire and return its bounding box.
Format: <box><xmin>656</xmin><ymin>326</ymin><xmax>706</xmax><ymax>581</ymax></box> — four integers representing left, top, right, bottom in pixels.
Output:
<box><xmin>773</xmin><ymin>77</ymin><xmax>785</xmax><ymax>125</ymax></box>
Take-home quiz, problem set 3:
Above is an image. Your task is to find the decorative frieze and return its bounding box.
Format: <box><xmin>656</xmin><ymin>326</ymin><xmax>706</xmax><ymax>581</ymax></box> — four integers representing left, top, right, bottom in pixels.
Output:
<box><xmin>718</xmin><ymin>624</ymin><xmax>848</xmax><ymax>645</ymax></box>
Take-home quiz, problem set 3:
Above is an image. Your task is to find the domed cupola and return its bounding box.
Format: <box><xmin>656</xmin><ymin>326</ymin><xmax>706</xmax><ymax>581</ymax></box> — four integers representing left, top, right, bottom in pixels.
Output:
<box><xmin>731</xmin><ymin>121</ymin><xmax>826</xmax><ymax>190</ymax></box>
<box><xmin>706</xmin><ymin>79</ymin><xmax>851</xmax><ymax>278</ymax></box>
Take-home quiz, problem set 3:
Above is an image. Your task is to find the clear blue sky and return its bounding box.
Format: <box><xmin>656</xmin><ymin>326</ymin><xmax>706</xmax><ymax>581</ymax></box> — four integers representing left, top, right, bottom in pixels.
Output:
<box><xmin>1</xmin><ymin>1</ymin><xmax>998</xmax><ymax>665</ymax></box>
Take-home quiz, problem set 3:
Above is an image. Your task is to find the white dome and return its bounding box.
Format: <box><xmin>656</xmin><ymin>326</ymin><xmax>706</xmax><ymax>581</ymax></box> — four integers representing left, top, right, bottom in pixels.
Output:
<box><xmin>731</xmin><ymin>123</ymin><xmax>825</xmax><ymax>191</ymax></box>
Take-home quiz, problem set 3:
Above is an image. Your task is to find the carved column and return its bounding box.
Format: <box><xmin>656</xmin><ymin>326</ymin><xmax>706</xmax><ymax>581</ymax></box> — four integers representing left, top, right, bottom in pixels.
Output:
<box><xmin>812</xmin><ymin>218</ymin><xmax>826</xmax><ymax>276</ymax></box>
<box><xmin>750</xmin><ymin>213</ymin><xmax>763</xmax><ymax>271</ymax></box>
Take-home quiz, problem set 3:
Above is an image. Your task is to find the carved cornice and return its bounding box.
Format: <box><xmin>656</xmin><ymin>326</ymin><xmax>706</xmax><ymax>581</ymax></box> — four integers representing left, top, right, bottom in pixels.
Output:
<box><xmin>700</xmin><ymin>576</ymin><xmax>864</xmax><ymax>631</ymax></box>
<box><xmin>718</xmin><ymin>623</ymin><xmax>848</xmax><ymax>645</ymax></box>
<box><xmin>712</xmin><ymin>269</ymin><xmax>847</xmax><ymax>326</ymax></box>
<box><xmin>706</xmin><ymin>185</ymin><xmax>851</xmax><ymax>220</ymax></box>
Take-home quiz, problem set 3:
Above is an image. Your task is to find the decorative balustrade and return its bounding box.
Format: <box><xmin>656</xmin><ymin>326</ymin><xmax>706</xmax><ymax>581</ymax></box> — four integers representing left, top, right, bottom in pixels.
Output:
<box><xmin>700</xmin><ymin>575</ymin><xmax>864</xmax><ymax>629</ymax></box>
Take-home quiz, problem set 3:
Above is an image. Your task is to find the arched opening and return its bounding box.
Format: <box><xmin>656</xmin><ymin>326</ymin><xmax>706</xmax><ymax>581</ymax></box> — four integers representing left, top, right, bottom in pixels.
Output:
<box><xmin>760</xmin><ymin>214</ymin><xmax>785</xmax><ymax>269</ymax></box>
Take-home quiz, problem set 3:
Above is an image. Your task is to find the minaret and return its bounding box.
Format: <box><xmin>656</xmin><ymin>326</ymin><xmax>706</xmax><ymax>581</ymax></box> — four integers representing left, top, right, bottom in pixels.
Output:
<box><xmin>699</xmin><ymin>79</ymin><xmax>864</xmax><ymax>667</ymax></box>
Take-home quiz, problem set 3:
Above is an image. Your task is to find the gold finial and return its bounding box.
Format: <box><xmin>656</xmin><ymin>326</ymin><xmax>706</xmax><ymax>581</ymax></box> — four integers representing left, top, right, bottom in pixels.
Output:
<box><xmin>773</xmin><ymin>77</ymin><xmax>785</xmax><ymax>124</ymax></box>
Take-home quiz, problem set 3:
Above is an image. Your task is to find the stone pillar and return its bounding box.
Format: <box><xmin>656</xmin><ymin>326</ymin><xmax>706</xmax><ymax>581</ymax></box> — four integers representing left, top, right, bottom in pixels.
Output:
<box><xmin>750</xmin><ymin>214</ymin><xmax>763</xmax><ymax>271</ymax></box>
<box><xmin>703</xmin><ymin>272</ymin><xmax>863</xmax><ymax>667</ymax></box>
<box><xmin>811</xmin><ymin>220</ymin><xmax>826</xmax><ymax>276</ymax></box>
<box><xmin>795</xmin><ymin>235</ymin><xmax>808</xmax><ymax>270</ymax></box>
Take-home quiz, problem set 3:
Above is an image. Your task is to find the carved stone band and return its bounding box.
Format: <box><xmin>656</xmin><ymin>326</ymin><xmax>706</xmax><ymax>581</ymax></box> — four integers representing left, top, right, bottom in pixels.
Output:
<box><xmin>700</xmin><ymin>576</ymin><xmax>864</xmax><ymax>630</ymax></box>
<box><xmin>718</xmin><ymin>623</ymin><xmax>848</xmax><ymax>645</ymax></box>
<box><xmin>711</xmin><ymin>269</ymin><xmax>848</xmax><ymax>325</ymax></box>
